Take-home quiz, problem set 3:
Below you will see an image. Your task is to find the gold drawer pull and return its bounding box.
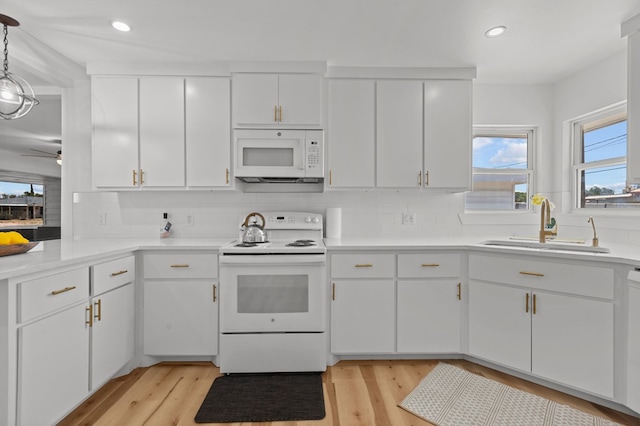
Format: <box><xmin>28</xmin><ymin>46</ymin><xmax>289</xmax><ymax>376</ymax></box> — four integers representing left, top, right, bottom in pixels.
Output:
<box><xmin>51</xmin><ymin>286</ymin><xmax>76</xmax><ymax>296</ymax></box>
<box><xmin>110</xmin><ymin>270</ymin><xmax>128</xmax><ymax>277</ymax></box>
<box><xmin>171</xmin><ymin>264</ymin><xmax>190</xmax><ymax>268</ymax></box>
<box><xmin>355</xmin><ymin>264</ymin><xmax>373</xmax><ymax>268</ymax></box>
<box><xmin>520</xmin><ymin>271</ymin><xmax>544</xmax><ymax>277</ymax></box>
<box><xmin>213</xmin><ymin>284</ymin><xmax>217</xmax><ymax>303</ymax></box>
<box><xmin>421</xmin><ymin>263</ymin><xmax>440</xmax><ymax>267</ymax></box>
<box><xmin>94</xmin><ymin>299</ymin><xmax>102</xmax><ymax>321</ymax></box>
<box><xmin>526</xmin><ymin>293</ymin><xmax>530</xmax><ymax>313</ymax></box>
<box><xmin>86</xmin><ymin>304</ymin><xmax>93</xmax><ymax>327</ymax></box>
<box><xmin>533</xmin><ymin>294</ymin><xmax>537</xmax><ymax>315</ymax></box>
<box><xmin>457</xmin><ymin>282</ymin><xmax>461</xmax><ymax>300</ymax></box>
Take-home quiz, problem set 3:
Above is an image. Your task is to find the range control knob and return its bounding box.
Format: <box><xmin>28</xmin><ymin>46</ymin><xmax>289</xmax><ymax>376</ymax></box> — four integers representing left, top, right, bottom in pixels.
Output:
<box><xmin>305</xmin><ymin>216</ymin><xmax>312</xmax><ymax>223</ymax></box>
<box><xmin>312</xmin><ymin>216</ymin><xmax>320</xmax><ymax>223</ymax></box>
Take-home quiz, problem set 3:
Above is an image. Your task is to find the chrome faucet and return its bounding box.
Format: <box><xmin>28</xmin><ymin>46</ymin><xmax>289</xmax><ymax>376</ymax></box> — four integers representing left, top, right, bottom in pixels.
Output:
<box><xmin>588</xmin><ymin>216</ymin><xmax>599</xmax><ymax>247</ymax></box>
<box><xmin>539</xmin><ymin>199</ymin><xmax>557</xmax><ymax>243</ymax></box>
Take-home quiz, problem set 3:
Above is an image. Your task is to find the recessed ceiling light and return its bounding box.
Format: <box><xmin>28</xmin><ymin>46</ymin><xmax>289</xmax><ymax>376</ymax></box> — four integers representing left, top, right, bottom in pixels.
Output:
<box><xmin>111</xmin><ymin>21</ymin><xmax>131</xmax><ymax>32</ymax></box>
<box><xmin>485</xmin><ymin>26</ymin><xmax>506</xmax><ymax>38</ymax></box>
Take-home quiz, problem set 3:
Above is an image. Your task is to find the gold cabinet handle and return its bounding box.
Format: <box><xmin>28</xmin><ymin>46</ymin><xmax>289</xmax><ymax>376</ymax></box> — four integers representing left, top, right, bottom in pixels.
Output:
<box><xmin>132</xmin><ymin>169</ymin><xmax>137</xmax><ymax>186</ymax></box>
<box><xmin>50</xmin><ymin>286</ymin><xmax>76</xmax><ymax>296</ymax></box>
<box><xmin>418</xmin><ymin>171</ymin><xmax>422</xmax><ymax>186</ymax></box>
<box><xmin>457</xmin><ymin>283</ymin><xmax>461</xmax><ymax>300</ymax></box>
<box><xmin>526</xmin><ymin>293</ymin><xmax>530</xmax><ymax>313</ymax></box>
<box><xmin>170</xmin><ymin>264</ymin><xmax>190</xmax><ymax>268</ymax></box>
<box><xmin>425</xmin><ymin>171</ymin><xmax>429</xmax><ymax>186</ymax></box>
<box><xmin>355</xmin><ymin>264</ymin><xmax>373</xmax><ymax>268</ymax></box>
<box><xmin>332</xmin><ymin>282</ymin><xmax>336</xmax><ymax>301</ymax></box>
<box><xmin>213</xmin><ymin>284</ymin><xmax>217</xmax><ymax>303</ymax></box>
<box><xmin>110</xmin><ymin>270</ymin><xmax>128</xmax><ymax>277</ymax></box>
<box><xmin>274</xmin><ymin>105</ymin><xmax>278</xmax><ymax>122</ymax></box>
<box><xmin>94</xmin><ymin>299</ymin><xmax>102</xmax><ymax>321</ymax></box>
<box><xmin>86</xmin><ymin>304</ymin><xmax>93</xmax><ymax>327</ymax></box>
<box><xmin>279</xmin><ymin>105</ymin><xmax>283</xmax><ymax>122</ymax></box>
<box><xmin>520</xmin><ymin>271</ymin><xmax>544</xmax><ymax>277</ymax></box>
<box><xmin>140</xmin><ymin>169</ymin><xmax>145</xmax><ymax>185</ymax></box>
<box><xmin>533</xmin><ymin>294</ymin><xmax>537</xmax><ymax>315</ymax></box>
<box><xmin>329</xmin><ymin>170</ymin><xmax>333</xmax><ymax>186</ymax></box>
<box><xmin>225</xmin><ymin>168</ymin><xmax>230</xmax><ymax>185</ymax></box>
<box><xmin>421</xmin><ymin>263</ymin><xmax>440</xmax><ymax>267</ymax></box>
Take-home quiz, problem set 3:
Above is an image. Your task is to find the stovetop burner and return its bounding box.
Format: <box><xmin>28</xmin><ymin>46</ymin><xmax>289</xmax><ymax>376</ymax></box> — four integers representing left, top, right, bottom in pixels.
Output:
<box><xmin>234</xmin><ymin>242</ymin><xmax>270</xmax><ymax>248</ymax></box>
<box><xmin>286</xmin><ymin>239</ymin><xmax>317</xmax><ymax>247</ymax></box>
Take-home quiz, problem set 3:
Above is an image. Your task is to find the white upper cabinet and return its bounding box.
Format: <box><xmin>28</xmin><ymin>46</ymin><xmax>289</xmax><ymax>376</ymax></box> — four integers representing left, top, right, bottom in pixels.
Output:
<box><xmin>232</xmin><ymin>73</ymin><xmax>323</xmax><ymax>128</ymax></box>
<box><xmin>626</xmin><ymin>29</ymin><xmax>640</xmax><ymax>184</ymax></box>
<box><xmin>327</xmin><ymin>79</ymin><xmax>375</xmax><ymax>188</ymax></box>
<box><xmin>91</xmin><ymin>76</ymin><xmax>232</xmax><ymax>189</ymax></box>
<box><xmin>423</xmin><ymin>80</ymin><xmax>472</xmax><ymax>190</ymax></box>
<box><xmin>186</xmin><ymin>78</ymin><xmax>231</xmax><ymax>187</ymax></box>
<box><xmin>376</xmin><ymin>80</ymin><xmax>423</xmax><ymax>188</ymax></box>
<box><xmin>92</xmin><ymin>77</ymin><xmax>139</xmax><ymax>188</ymax></box>
<box><xmin>139</xmin><ymin>77</ymin><xmax>185</xmax><ymax>187</ymax></box>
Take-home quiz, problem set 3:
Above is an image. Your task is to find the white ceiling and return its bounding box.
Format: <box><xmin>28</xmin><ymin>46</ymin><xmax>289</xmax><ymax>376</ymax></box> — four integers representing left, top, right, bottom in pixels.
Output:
<box><xmin>1</xmin><ymin>0</ymin><xmax>640</xmax><ymax>179</ymax></box>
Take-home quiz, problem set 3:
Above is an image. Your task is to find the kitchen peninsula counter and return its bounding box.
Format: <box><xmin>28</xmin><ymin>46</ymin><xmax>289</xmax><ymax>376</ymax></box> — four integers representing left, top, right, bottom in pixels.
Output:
<box><xmin>0</xmin><ymin>238</ymin><xmax>230</xmax><ymax>281</ymax></box>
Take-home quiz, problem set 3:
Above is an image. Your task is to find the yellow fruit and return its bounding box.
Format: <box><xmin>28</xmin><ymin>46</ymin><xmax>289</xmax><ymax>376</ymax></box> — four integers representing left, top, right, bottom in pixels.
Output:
<box><xmin>0</xmin><ymin>233</ymin><xmax>10</xmax><ymax>245</ymax></box>
<box><xmin>6</xmin><ymin>231</ymin><xmax>29</xmax><ymax>244</ymax></box>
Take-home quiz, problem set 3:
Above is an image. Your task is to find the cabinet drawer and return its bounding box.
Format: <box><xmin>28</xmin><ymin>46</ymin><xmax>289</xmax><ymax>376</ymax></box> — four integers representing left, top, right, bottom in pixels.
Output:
<box><xmin>144</xmin><ymin>253</ymin><xmax>218</xmax><ymax>279</ymax></box>
<box><xmin>93</xmin><ymin>255</ymin><xmax>135</xmax><ymax>295</ymax></box>
<box><xmin>19</xmin><ymin>267</ymin><xmax>90</xmax><ymax>322</ymax></box>
<box><xmin>469</xmin><ymin>254</ymin><xmax>613</xmax><ymax>300</ymax></box>
<box><xmin>398</xmin><ymin>253</ymin><xmax>460</xmax><ymax>278</ymax></box>
<box><xmin>331</xmin><ymin>254</ymin><xmax>395</xmax><ymax>278</ymax></box>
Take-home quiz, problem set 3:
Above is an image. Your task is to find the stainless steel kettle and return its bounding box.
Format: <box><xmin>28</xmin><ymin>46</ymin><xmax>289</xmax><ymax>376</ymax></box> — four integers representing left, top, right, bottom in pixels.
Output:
<box><xmin>241</xmin><ymin>212</ymin><xmax>268</xmax><ymax>243</ymax></box>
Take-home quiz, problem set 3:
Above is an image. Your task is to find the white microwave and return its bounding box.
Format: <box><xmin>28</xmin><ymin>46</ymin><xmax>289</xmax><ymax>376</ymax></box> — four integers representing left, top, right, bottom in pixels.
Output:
<box><xmin>234</xmin><ymin>129</ymin><xmax>324</xmax><ymax>183</ymax></box>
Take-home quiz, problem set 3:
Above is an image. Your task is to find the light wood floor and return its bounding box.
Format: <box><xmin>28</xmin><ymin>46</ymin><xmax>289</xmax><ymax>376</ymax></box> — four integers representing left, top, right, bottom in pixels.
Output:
<box><xmin>59</xmin><ymin>360</ymin><xmax>639</xmax><ymax>426</ymax></box>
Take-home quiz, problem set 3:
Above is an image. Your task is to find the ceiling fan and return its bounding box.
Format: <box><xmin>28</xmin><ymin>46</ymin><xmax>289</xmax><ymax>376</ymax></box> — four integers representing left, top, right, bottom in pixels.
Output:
<box><xmin>21</xmin><ymin>149</ymin><xmax>63</xmax><ymax>165</ymax></box>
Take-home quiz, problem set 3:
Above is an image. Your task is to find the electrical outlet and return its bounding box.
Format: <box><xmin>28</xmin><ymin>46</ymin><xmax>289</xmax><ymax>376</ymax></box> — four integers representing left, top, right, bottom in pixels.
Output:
<box><xmin>402</xmin><ymin>212</ymin><xmax>416</xmax><ymax>225</ymax></box>
<box><xmin>186</xmin><ymin>214</ymin><xmax>194</xmax><ymax>227</ymax></box>
<box><xmin>97</xmin><ymin>213</ymin><xmax>107</xmax><ymax>225</ymax></box>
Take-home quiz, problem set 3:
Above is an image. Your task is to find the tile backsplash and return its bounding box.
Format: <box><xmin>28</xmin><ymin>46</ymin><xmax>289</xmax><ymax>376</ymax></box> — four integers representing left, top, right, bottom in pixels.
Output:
<box><xmin>72</xmin><ymin>190</ymin><xmax>640</xmax><ymax>244</ymax></box>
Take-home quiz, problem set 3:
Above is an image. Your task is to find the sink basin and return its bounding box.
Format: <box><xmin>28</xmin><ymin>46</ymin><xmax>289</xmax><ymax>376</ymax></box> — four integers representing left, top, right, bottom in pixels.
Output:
<box><xmin>480</xmin><ymin>239</ymin><xmax>610</xmax><ymax>253</ymax></box>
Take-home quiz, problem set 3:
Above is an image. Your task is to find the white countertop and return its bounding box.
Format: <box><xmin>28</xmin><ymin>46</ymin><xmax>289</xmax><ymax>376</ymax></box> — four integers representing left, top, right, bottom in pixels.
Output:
<box><xmin>324</xmin><ymin>236</ymin><xmax>640</xmax><ymax>267</ymax></box>
<box><xmin>0</xmin><ymin>238</ymin><xmax>230</xmax><ymax>280</ymax></box>
<box><xmin>2</xmin><ymin>236</ymin><xmax>640</xmax><ymax>281</ymax></box>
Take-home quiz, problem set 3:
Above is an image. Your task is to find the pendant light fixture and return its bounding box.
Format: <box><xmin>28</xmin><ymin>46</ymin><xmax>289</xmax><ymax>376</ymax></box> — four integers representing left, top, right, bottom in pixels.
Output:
<box><xmin>0</xmin><ymin>14</ymin><xmax>39</xmax><ymax>120</ymax></box>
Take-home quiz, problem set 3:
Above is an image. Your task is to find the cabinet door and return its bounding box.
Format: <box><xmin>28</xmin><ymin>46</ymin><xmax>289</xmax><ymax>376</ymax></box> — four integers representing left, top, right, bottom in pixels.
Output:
<box><xmin>531</xmin><ymin>291</ymin><xmax>614</xmax><ymax>398</ymax></box>
<box><xmin>186</xmin><ymin>78</ymin><xmax>231</xmax><ymax>187</ymax></box>
<box><xmin>92</xmin><ymin>77</ymin><xmax>139</xmax><ymax>188</ymax></box>
<box><xmin>139</xmin><ymin>77</ymin><xmax>185</xmax><ymax>187</ymax></box>
<box><xmin>330</xmin><ymin>279</ymin><xmax>395</xmax><ymax>353</ymax></box>
<box><xmin>628</xmin><ymin>284</ymin><xmax>640</xmax><ymax>412</ymax></box>
<box><xmin>232</xmin><ymin>73</ymin><xmax>279</xmax><ymax>126</ymax></box>
<box><xmin>424</xmin><ymin>80</ymin><xmax>472</xmax><ymax>190</ymax></box>
<box><xmin>397</xmin><ymin>280</ymin><xmax>460</xmax><ymax>353</ymax></box>
<box><xmin>376</xmin><ymin>80</ymin><xmax>423</xmax><ymax>188</ymax></box>
<box><xmin>19</xmin><ymin>304</ymin><xmax>89</xmax><ymax>426</ymax></box>
<box><xmin>144</xmin><ymin>281</ymin><xmax>218</xmax><ymax>355</ymax></box>
<box><xmin>327</xmin><ymin>80</ymin><xmax>375</xmax><ymax>188</ymax></box>
<box><xmin>468</xmin><ymin>281</ymin><xmax>531</xmax><ymax>372</ymax></box>
<box><xmin>278</xmin><ymin>74</ymin><xmax>323</xmax><ymax>127</ymax></box>
<box><xmin>91</xmin><ymin>284</ymin><xmax>135</xmax><ymax>391</ymax></box>
<box><xmin>627</xmin><ymin>31</ymin><xmax>640</xmax><ymax>184</ymax></box>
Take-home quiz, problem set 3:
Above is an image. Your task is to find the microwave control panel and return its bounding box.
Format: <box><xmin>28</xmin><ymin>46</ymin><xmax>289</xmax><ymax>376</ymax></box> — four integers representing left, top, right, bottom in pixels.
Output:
<box><xmin>305</xmin><ymin>132</ymin><xmax>324</xmax><ymax>177</ymax></box>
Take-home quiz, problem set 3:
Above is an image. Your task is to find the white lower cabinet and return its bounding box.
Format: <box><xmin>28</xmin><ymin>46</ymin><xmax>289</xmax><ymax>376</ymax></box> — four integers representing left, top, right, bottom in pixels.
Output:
<box><xmin>91</xmin><ymin>283</ymin><xmax>135</xmax><ymax>390</ymax></box>
<box><xmin>627</xmin><ymin>273</ymin><xmax>640</xmax><ymax>413</ymax></box>
<box><xmin>397</xmin><ymin>280</ymin><xmax>461</xmax><ymax>353</ymax></box>
<box><xmin>143</xmin><ymin>252</ymin><xmax>218</xmax><ymax>356</ymax></box>
<box><xmin>331</xmin><ymin>279</ymin><xmax>395</xmax><ymax>353</ymax></box>
<box><xmin>468</xmin><ymin>254</ymin><xmax>615</xmax><ymax>398</ymax></box>
<box><xmin>19</xmin><ymin>303</ymin><xmax>90</xmax><ymax>426</ymax></box>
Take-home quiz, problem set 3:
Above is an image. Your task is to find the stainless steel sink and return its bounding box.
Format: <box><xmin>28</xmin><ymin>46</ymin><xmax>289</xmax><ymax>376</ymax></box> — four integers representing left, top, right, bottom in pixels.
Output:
<box><xmin>480</xmin><ymin>239</ymin><xmax>610</xmax><ymax>253</ymax></box>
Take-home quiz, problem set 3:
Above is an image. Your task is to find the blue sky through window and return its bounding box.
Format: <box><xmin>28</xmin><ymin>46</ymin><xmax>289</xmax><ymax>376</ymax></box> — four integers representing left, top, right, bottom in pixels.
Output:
<box><xmin>472</xmin><ymin>136</ymin><xmax>527</xmax><ymax>169</ymax></box>
<box><xmin>583</xmin><ymin>120</ymin><xmax>627</xmax><ymax>194</ymax></box>
<box><xmin>0</xmin><ymin>182</ymin><xmax>44</xmax><ymax>196</ymax></box>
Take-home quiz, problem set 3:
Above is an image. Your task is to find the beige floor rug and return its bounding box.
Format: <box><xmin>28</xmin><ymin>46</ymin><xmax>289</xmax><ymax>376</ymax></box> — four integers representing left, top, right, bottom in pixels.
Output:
<box><xmin>399</xmin><ymin>362</ymin><xmax>621</xmax><ymax>426</ymax></box>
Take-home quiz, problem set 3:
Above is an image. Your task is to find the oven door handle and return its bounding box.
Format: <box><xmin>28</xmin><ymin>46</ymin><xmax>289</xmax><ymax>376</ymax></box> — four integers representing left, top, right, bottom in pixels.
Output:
<box><xmin>219</xmin><ymin>254</ymin><xmax>326</xmax><ymax>265</ymax></box>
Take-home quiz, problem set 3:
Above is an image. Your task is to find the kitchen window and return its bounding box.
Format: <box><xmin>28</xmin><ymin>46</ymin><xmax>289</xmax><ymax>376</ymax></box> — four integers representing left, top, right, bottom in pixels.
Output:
<box><xmin>0</xmin><ymin>182</ymin><xmax>44</xmax><ymax>228</ymax></box>
<box><xmin>465</xmin><ymin>127</ymin><xmax>534</xmax><ymax>211</ymax></box>
<box><xmin>572</xmin><ymin>106</ymin><xmax>639</xmax><ymax>209</ymax></box>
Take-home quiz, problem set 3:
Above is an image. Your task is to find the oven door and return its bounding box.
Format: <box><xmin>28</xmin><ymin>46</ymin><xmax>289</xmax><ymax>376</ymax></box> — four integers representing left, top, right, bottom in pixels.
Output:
<box><xmin>219</xmin><ymin>255</ymin><xmax>326</xmax><ymax>333</ymax></box>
